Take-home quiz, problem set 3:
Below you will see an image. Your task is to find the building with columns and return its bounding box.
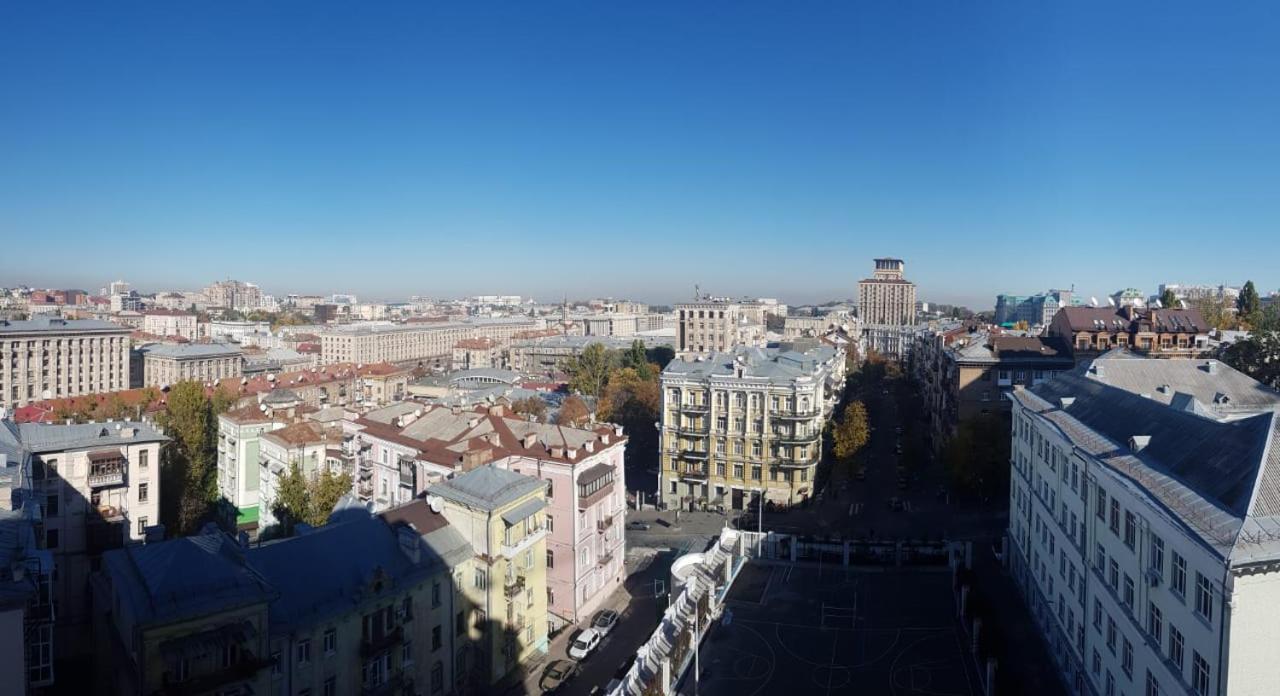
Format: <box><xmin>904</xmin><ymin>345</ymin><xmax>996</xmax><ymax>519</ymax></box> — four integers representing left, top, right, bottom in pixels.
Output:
<box><xmin>0</xmin><ymin>317</ymin><xmax>131</xmax><ymax>410</ymax></box>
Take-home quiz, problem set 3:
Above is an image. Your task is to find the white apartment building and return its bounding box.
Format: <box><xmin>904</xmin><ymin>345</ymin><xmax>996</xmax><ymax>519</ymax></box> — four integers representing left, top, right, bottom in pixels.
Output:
<box><xmin>1</xmin><ymin>317</ymin><xmax>131</xmax><ymax>409</ymax></box>
<box><xmin>319</xmin><ymin>318</ymin><xmax>543</xmax><ymax>368</ymax></box>
<box><xmin>140</xmin><ymin>309</ymin><xmax>197</xmax><ymax>340</ymax></box>
<box><xmin>1008</xmin><ymin>355</ymin><xmax>1280</xmax><ymax>696</ymax></box>
<box><xmin>216</xmin><ymin>405</ymin><xmax>288</xmax><ymax>532</ymax></box>
<box><xmin>206</xmin><ymin>319</ymin><xmax>271</xmax><ymax>343</ymax></box>
<box><xmin>0</xmin><ymin>418</ymin><xmax>164</xmax><ymax>663</ymax></box>
<box><xmin>203</xmin><ymin>279</ymin><xmax>262</xmax><ymax>311</ymax></box>
<box><xmin>257</xmin><ymin>421</ymin><xmax>340</xmax><ymax>531</ymax></box>
<box><xmin>659</xmin><ymin>345</ymin><xmax>845</xmax><ymax>511</ymax></box>
<box><xmin>140</xmin><ymin>342</ymin><xmax>243</xmax><ymax>388</ymax></box>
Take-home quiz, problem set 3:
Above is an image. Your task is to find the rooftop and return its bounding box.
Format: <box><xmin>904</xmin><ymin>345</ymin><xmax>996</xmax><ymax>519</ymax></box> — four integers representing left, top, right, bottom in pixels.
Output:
<box><xmin>428</xmin><ymin>466</ymin><xmax>544</xmax><ymax>511</ymax></box>
<box><xmin>0</xmin><ymin>317</ymin><xmax>128</xmax><ymax>334</ymax></box>
<box><xmin>142</xmin><ymin>343</ymin><xmax>243</xmax><ymax>359</ymax></box>
<box><xmin>662</xmin><ymin>345</ymin><xmax>839</xmax><ymax>384</ymax></box>
<box><xmin>7</xmin><ymin>420</ymin><xmax>167</xmax><ymax>454</ymax></box>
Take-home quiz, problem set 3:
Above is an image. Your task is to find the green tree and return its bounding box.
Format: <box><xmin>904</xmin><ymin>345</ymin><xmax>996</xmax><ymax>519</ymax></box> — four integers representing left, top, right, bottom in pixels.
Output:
<box><xmin>272</xmin><ymin>464</ymin><xmax>354</xmax><ymax>532</ymax></box>
<box><xmin>273</xmin><ymin>462</ymin><xmax>311</xmax><ymax>533</ymax></box>
<box><xmin>1222</xmin><ymin>330</ymin><xmax>1280</xmax><ymax>388</ymax></box>
<box><xmin>209</xmin><ymin>386</ymin><xmax>239</xmax><ymax>415</ymax></box>
<box><xmin>158</xmin><ymin>381</ymin><xmax>218</xmax><ymax>535</ymax></box>
<box><xmin>646</xmin><ymin>345</ymin><xmax>675</xmax><ymax>370</ymax></box>
<box><xmin>564</xmin><ymin>342</ymin><xmax>616</xmax><ymax>398</ymax></box>
<box><xmin>1191</xmin><ymin>296</ymin><xmax>1236</xmax><ymax>330</ymax></box>
<box><xmin>1238</xmin><ymin>281</ymin><xmax>1261</xmax><ymax>320</ymax></box>
<box><xmin>832</xmin><ymin>401</ymin><xmax>870</xmax><ymax>462</ymax></box>
<box><xmin>620</xmin><ymin>340</ymin><xmax>654</xmax><ymax>381</ymax></box>
<box><xmin>1159</xmin><ymin>287</ymin><xmax>1179</xmax><ymax>309</ymax></box>
<box><xmin>942</xmin><ymin>415</ymin><xmax>1011</xmax><ymax>497</ymax></box>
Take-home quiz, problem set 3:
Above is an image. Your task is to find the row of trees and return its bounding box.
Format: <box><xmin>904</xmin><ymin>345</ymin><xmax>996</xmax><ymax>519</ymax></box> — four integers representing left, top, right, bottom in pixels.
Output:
<box><xmin>52</xmin><ymin>387</ymin><xmax>161</xmax><ymax>424</ymax></box>
<box><xmin>561</xmin><ymin>340</ymin><xmax>674</xmax><ymax>468</ymax></box>
<box><xmin>271</xmin><ymin>463</ymin><xmax>354</xmax><ymax>535</ymax></box>
<box><xmin>1187</xmin><ymin>280</ymin><xmax>1279</xmax><ymax>332</ymax></box>
<box><xmin>156</xmin><ymin>382</ymin><xmax>239</xmax><ymax>535</ymax></box>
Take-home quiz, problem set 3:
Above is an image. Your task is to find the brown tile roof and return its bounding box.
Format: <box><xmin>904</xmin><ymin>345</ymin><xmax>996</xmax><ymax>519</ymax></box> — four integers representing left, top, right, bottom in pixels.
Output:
<box><xmin>1056</xmin><ymin>306</ymin><xmax>1208</xmax><ymax>334</ymax></box>
<box><xmin>378</xmin><ymin>499</ymin><xmax>452</xmax><ymax>535</ymax></box>
<box><xmin>262</xmin><ymin>421</ymin><xmax>332</xmax><ymax>447</ymax></box>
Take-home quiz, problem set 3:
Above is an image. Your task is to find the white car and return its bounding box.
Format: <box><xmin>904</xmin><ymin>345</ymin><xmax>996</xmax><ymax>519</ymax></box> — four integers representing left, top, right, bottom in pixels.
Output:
<box><xmin>568</xmin><ymin>628</ymin><xmax>602</xmax><ymax>660</ymax></box>
<box><xmin>593</xmin><ymin>609</ymin><xmax>620</xmax><ymax>637</ymax></box>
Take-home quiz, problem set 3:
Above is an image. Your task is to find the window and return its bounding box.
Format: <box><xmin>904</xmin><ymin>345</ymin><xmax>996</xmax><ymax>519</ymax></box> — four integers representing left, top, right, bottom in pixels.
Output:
<box><xmin>222</xmin><ymin>642</ymin><xmax>238</xmax><ymax>668</ymax></box>
<box><xmin>1093</xmin><ymin>599</ymin><xmax>1103</xmax><ymax>631</ymax></box>
<box><xmin>1108</xmin><ymin>559</ymin><xmax>1119</xmax><ymax>590</ymax></box>
<box><xmin>1095</xmin><ymin>543</ymin><xmax>1105</xmax><ymax>569</ymax></box>
<box><xmin>137</xmin><ymin>516</ymin><xmax>149</xmax><ymax>536</ymax></box>
<box><xmin>1092</xmin><ymin>649</ymin><xmax>1101</xmax><ymax>676</ymax></box>
<box><xmin>139</xmin><ymin>449</ymin><xmax>149</xmax><ymax>470</ymax></box>
<box><xmin>1169</xmin><ymin>624</ymin><xmax>1184</xmax><ymax>670</ymax></box>
<box><xmin>546</xmin><ymin>549</ymin><xmax>555</xmax><ymax>569</ymax></box>
<box><xmin>1106</xmin><ymin>617</ymin><xmax>1117</xmax><ymax>653</ymax></box>
<box><xmin>44</xmin><ymin>529</ymin><xmax>58</xmax><ymax>550</ymax></box>
<box><xmin>1195</xmin><ymin>573</ymin><xmax>1213</xmax><ymax>621</ymax></box>
<box><xmin>323</xmin><ymin>677</ymin><xmax>336</xmax><ymax>696</ymax></box>
<box><xmin>751</xmin><ymin>466</ymin><xmax>761</xmax><ymax>481</ymax></box>
<box><xmin>1124</xmin><ymin>511</ymin><xmax>1136</xmax><ymax>549</ymax></box>
<box><xmin>456</xmin><ymin>611</ymin><xmax>465</xmax><ymax>636</ymax></box>
<box><xmin>474</xmin><ymin>567</ymin><xmax>487</xmax><ymax>590</ymax></box>
<box><xmin>1122</xmin><ymin>638</ymin><xmax>1133</xmax><ymax>677</ymax></box>
<box><xmin>546</xmin><ymin>514</ymin><xmax>554</xmax><ymax>532</ymax></box>
<box><xmin>1145</xmin><ymin>670</ymin><xmax>1160</xmax><ymax>696</ymax></box>
<box><xmin>45</xmin><ymin>494</ymin><xmax>58</xmax><ymax>518</ymax></box>
<box><xmin>1096</xmin><ymin>486</ymin><xmax>1107</xmax><ymax>521</ymax></box>
<box><xmin>1147</xmin><ymin>602</ymin><xmax>1162</xmax><ymax>643</ymax></box>
<box><xmin>432</xmin><ymin>625</ymin><xmax>442</xmax><ymax>652</ymax></box>
<box><xmin>432</xmin><ymin>580</ymin><xmax>441</xmax><ymax>608</ymax></box>
<box><xmin>1168</xmin><ymin>552</ymin><xmax>1187</xmax><ymax>596</ymax></box>
<box><xmin>403</xmin><ymin>640</ymin><xmax>414</xmax><ymax>665</ymax></box>
<box><xmin>1105</xmin><ymin>671</ymin><xmax>1115</xmax><ymax>696</ymax></box>
<box><xmin>431</xmin><ymin>661</ymin><xmax>444</xmax><ymax>694</ymax></box>
<box><xmin>1123</xmin><ymin>575</ymin><xmax>1135</xmax><ymax>610</ymax></box>
<box><xmin>324</xmin><ymin>628</ymin><xmax>336</xmax><ymax>656</ymax></box>
<box><xmin>1109</xmin><ymin>499</ymin><xmax>1120</xmax><ymax>535</ymax></box>
<box><xmin>1150</xmin><ymin>535</ymin><xmax>1165</xmax><ymax>576</ymax></box>
<box><xmin>297</xmin><ymin>639</ymin><xmax>311</xmax><ymax>664</ymax></box>
<box><xmin>1192</xmin><ymin>652</ymin><xmax>1210</xmax><ymax>695</ymax></box>
<box><xmin>139</xmin><ymin>482</ymin><xmax>149</xmax><ymax>503</ymax></box>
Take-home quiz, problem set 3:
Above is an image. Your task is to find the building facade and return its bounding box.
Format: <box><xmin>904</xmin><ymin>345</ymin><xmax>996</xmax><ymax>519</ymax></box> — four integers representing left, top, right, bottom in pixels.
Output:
<box><xmin>140</xmin><ymin>309</ymin><xmax>197</xmax><ymax>340</ymax></box>
<box><xmin>1046</xmin><ymin>306</ymin><xmax>1211</xmax><ymax>361</ymax></box>
<box><xmin>659</xmin><ymin>345</ymin><xmax>845</xmax><ymax>511</ymax></box>
<box><xmin>994</xmin><ymin>290</ymin><xmax>1077</xmax><ymax>328</ymax></box>
<box><xmin>1007</xmin><ymin>355</ymin><xmax>1280</xmax><ymax>696</ymax></box>
<box><xmin>857</xmin><ymin>258</ymin><xmax>917</xmax><ymax>327</ymax></box>
<box><xmin>141</xmin><ymin>343</ymin><xmax>244</xmax><ymax>388</ymax></box>
<box><xmin>0</xmin><ymin>450</ymin><xmax>56</xmax><ymax>693</ymax></box>
<box><xmin>674</xmin><ymin>300</ymin><xmax>757</xmax><ymax>355</ymax></box>
<box><xmin>1</xmin><ymin>317</ymin><xmax>131</xmax><ymax>409</ymax></box>
<box><xmin>216</xmin><ymin>405</ymin><xmax>288</xmax><ymax>533</ymax></box>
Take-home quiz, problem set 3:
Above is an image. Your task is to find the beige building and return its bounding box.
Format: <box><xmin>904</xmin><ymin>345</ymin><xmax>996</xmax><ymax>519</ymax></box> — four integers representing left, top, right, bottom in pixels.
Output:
<box><xmin>659</xmin><ymin>345</ymin><xmax>845</xmax><ymax>510</ymax></box>
<box><xmin>429</xmin><ymin>467</ymin><xmax>550</xmax><ymax>686</ymax></box>
<box><xmin>2</xmin><ymin>418</ymin><xmax>165</xmax><ymax>668</ymax></box>
<box><xmin>857</xmin><ymin>258</ymin><xmax>917</xmax><ymax>326</ymax></box>
<box><xmin>140</xmin><ymin>309</ymin><xmax>197</xmax><ymax>340</ymax></box>
<box><xmin>203</xmin><ymin>279</ymin><xmax>262</xmax><ymax>311</ymax></box>
<box><xmin>1</xmin><ymin>317</ymin><xmax>131</xmax><ymax>409</ymax></box>
<box><xmin>674</xmin><ymin>300</ymin><xmax>768</xmax><ymax>354</ymax></box>
<box><xmin>141</xmin><ymin>342</ymin><xmax>243</xmax><ymax>388</ymax></box>
<box><xmin>320</xmin><ymin>319</ymin><xmax>543</xmax><ymax>368</ymax></box>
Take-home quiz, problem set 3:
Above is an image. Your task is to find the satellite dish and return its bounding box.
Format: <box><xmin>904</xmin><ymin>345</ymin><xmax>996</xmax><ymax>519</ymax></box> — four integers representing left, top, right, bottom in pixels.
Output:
<box><xmin>427</xmin><ymin>495</ymin><xmax>443</xmax><ymax>514</ymax></box>
<box><xmin>267</xmin><ymin>373</ymin><xmax>275</xmax><ymax>381</ymax></box>
<box><xmin>1106</xmin><ymin>297</ymin><xmax>1116</xmax><ymax>307</ymax></box>
<box><xmin>1089</xmin><ymin>297</ymin><xmax>1098</xmax><ymax>307</ymax></box>
<box><xmin>1153</xmin><ymin>299</ymin><xmax>1163</xmax><ymax>309</ymax></box>
<box><xmin>241</xmin><ymin>377</ymin><xmax>248</xmax><ymax>385</ymax></box>
<box><xmin>259</xmin><ymin>404</ymin><xmax>267</xmax><ymax>412</ymax></box>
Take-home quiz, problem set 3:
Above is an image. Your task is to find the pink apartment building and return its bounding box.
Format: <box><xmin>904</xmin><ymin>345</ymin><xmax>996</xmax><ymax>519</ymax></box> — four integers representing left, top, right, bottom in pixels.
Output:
<box><xmin>349</xmin><ymin>401</ymin><xmax>628</xmax><ymax>627</ymax></box>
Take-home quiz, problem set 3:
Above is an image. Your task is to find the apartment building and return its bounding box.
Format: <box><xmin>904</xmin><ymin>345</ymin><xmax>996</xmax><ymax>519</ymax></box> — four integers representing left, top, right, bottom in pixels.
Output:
<box><xmin>203</xmin><ymin>279</ymin><xmax>262</xmax><ymax>311</ymax></box>
<box><xmin>913</xmin><ymin>329</ymin><xmax>1073</xmax><ymax>450</ymax></box>
<box><xmin>0</xmin><ymin>418</ymin><xmax>165</xmax><ymax>668</ymax></box>
<box><xmin>995</xmin><ymin>290</ymin><xmax>1078</xmax><ymax>328</ymax></box>
<box><xmin>674</xmin><ymin>300</ymin><xmax>745</xmax><ymax>354</ymax></box>
<box><xmin>216</xmin><ymin>405</ymin><xmax>288</xmax><ymax>533</ymax></box>
<box><xmin>319</xmin><ymin>324</ymin><xmax>473</xmax><ymax>368</ymax></box>
<box><xmin>429</xmin><ymin>467</ymin><xmax>550</xmax><ymax>686</ymax></box>
<box><xmin>92</xmin><ymin>499</ymin><xmax>478</xmax><ymax>696</ymax></box>
<box><xmin>1007</xmin><ymin>355</ymin><xmax>1280</xmax><ymax>696</ymax></box>
<box><xmin>658</xmin><ymin>345</ymin><xmax>845</xmax><ymax>511</ymax></box>
<box><xmin>0</xmin><ymin>448</ymin><xmax>55</xmax><ymax>693</ymax></box>
<box><xmin>140</xmin><ymin>309</ymin><xmax>197</xmax><ymax>340</ymax></box>
<box><xmin>508</xmin><ymin>335</ymin><xmax>671</xmax><ymax>374</ymax></box>
<box><xmin>452</xmin><ymin>338</ymin><xmax>503</xmax><ymax>370</ymax></box>
<box><xmin>1046</xmin><ymin>306</ymin><xmax>1211</xmax><ymax>360</ymax></box>
<box><xmin>257</xmin><ymin>421</ymin><xmax>342</xmax><ymax>532</ymax></box>
<box><xmin>348</xmin><ymin>402</ymin><xmax>626</xmax><ymax>627</ymax></box>
<box><xmin>140</xmin><ymin>343</ymin><xmax>244</xmax><ymax>388</ymax></box>
<box><xmin>1</xmin><ymin>317</ymin><xmax>131</xmax><ymax>409</ymax></box>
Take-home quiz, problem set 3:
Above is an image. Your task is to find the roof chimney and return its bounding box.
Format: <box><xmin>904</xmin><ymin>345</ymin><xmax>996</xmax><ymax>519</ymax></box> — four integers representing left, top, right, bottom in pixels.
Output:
<box><xmin>1129</xmin><ymin>435</ymin><xmax>1151</xmax><ymax>453</ymax></box>
<box><xmin>1205</xmin><ymin>360</ymin><xmax>1219</xmax><ymax>375</ymax></box>
<box><xmin>523</xmin><ymin>433</ymin><xmax>537</xmax><ymax>449</ymax></box>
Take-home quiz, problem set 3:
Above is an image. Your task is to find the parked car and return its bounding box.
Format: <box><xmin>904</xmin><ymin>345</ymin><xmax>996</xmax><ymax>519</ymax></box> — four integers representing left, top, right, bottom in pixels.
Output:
<box><xmin>593</xmin><ymin>609</ymin><xmax>620</xmax><ymax>637</ymax></box>
<box><xmin>569</xmin><ymin>628</ymin><xmax>602</xmax><ymax>660</ymax></box>
<box><xmin>626</xmin><ymin>520</ymin><xmax>651</xmax><ymax>531</ymax></box>
<box><xmin>540</xmin><ymin>660</ymin><xmax>578</xmax><ymax>692</ymax></box>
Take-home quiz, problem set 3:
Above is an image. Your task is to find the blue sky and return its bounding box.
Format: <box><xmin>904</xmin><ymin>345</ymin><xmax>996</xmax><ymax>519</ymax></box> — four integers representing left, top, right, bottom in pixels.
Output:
<box><xmin>2</xmin><ymin>2</ymin><xmax>1278</xmax><ymax>309</ymax></box>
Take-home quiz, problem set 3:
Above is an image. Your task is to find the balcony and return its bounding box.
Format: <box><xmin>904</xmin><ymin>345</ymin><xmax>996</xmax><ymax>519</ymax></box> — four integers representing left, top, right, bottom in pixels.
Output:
<box><xmin>678</xmin><ymin>449</ymin><xmax>708</xmax><ymax>461</ymax></box>
<box><xmin>597</xmin><ymin>515</ymin><xmax>615</xmax><ymax>533</ymax></box>
<box><xmin>678</xmin><ymin>402</ymin><xmax>710</xmax><ymax>414</ymax></box>
<box><xmin>160</xmin><ymin>655</ymin><xmax>272</xmax><ymax>696</ymax></box>
<box><xmin>360</xmin><ymin>625</ymin><xmax>404</xmax><ymax>658</ymax></box>
<box><xmin>504</xmin><ymin>574</ymin><xmax>527</xmax><ymax>599</ymax></box>
<box><xmin>773</xmin><ymin>408</ymin><xmax>820</xmax><ymax>420</ymax></box>
<box><xmin>500</xmin><ymin>526</ymin><xmax>546</xmax><ymax>559</ymax></box>
<box><xmin>597</xmin><ymin>550</ymin><xmax>614</xmax><ymax>567</ymax></box>
<box><xmin>773</xmin><ymin>430</ymin><xmax>820</xmax><ymax>445</ymax></box>
<box><xmin>87</xmin><ymin>467</ymin><xmax>126</xmax><ymax>489</ymax></box>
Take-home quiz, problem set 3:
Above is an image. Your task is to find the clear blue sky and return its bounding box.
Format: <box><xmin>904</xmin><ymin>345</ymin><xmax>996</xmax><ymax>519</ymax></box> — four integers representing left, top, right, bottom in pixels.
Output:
<box><xmin>2</xmin><ymin>2</ymin><xmax>1278</xmax><ymax>309</ymax></box>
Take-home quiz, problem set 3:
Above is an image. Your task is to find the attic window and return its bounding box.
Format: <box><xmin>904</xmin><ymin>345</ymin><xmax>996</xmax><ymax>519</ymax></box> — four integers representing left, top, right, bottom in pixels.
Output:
<box><xmin>1129</xmin><ymin>436</ymin><xmax>1151</xmax><ymax>453</ymax></box>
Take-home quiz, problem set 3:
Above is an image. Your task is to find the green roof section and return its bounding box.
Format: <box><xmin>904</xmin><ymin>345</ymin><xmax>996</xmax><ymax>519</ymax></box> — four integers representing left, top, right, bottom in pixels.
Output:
<box><xmin>236</xmin><ymin>506</ymin><xmax>260</xmax><ymax>527</ymax></box>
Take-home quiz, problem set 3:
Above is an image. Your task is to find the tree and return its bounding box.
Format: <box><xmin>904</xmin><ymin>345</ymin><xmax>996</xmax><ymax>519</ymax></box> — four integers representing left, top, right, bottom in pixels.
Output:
<box><xmin>620</xmin><ymin>340</ymin><xmax>654</xmax><ymax>381</ymax></box>
<box><xmin>1191</xmin><ymin>296</ymin><xmax>1237</xmax><ymax>331</ymax></box>
<box><xmin>1222</xmin><ymin>330</ymin><xmax>1280</xmax><ymax>388</ymax></box>
<box><xmin>1238</xmin><ymin>281</ymin><xmax>1261</xmax><ymax>320</ymax></box>
<box><xmin>158</xmin><ymin>381</ymin><xmax>218</xmax><ymax>535</ymax></box>
<box><xmin>557</xmin><ymin>394</ymin><xmax>591</xmax><ymax>426</ymax></box>
<box><xmin>832</xmin><ymin>401</ymin><xmax>870</xmax><ymax>462</ymax></box>
<box><xmin>942</xmin><ymin>415</ymin><xmax>1011</xmax><ymax>498</ymax></box>
<box><xmin>209</xmin><ymin>386</ymin><xmax>239</xmax><ymax>415</ymax></box>
<box><xmin>270</xmin><ymin>463</ymin><xmax>354</xmax><ymax>533</ymax></box>
<box><xmin>646</xmin><ymin>345</ymin><xmax>675</xmax><ymax>371</ymax></box>
<box><xmin>1159</xmin><ymin>287</ymin><xmax>1179</xmax><ymax>309</ymax></box>
<box><xmin>511</xmin><ymin>396</ymin><xmax>548</xmax><ymax>423</ymax></box>
<box><xmin>564</xmin><ymin>342</ymin><xmax>616</xmax><ymax>398</ymax></box>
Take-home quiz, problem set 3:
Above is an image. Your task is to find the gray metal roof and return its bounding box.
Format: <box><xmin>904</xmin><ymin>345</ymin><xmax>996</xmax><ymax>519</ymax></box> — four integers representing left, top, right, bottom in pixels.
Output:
<box><xmin>1080</xmin><ymin>351</ymin><xmax>1280</xmax><ymax>417</ymax></box>
<box><xmin>428</xmin><ymin>466</ymin><xmax>543</xmax><ymax>511</ymax></box>
<box><xmin>0</xmin><ymin>317</ymin><xmax>128</xmax><ymax>334</ymax></box>
<box><xmin>500</xmin><ymin>497</ymin><xmax>546</xmax><ymax>526</ymax></box>
<box><xmin>662</xmin><ymin>345</ymin><xmax>837</xmax><ymax>384</ymax></box>
<box><xmin>141</xmin><ymin>343</ymin><xmax>243</xmax><ymax>359</ymax></box>
<box><xmin>1019</xmin><ymin>365</ymin><xmax>1280</xmax><ymax>566</ymax></box>
<box><xmin>13</xmin><ymin>420</ymin><xmax>167</xmax><ymax>453</ymax></box>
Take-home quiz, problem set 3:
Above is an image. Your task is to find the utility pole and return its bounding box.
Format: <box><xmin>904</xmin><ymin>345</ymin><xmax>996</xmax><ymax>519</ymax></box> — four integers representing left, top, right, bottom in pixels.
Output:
<box><xmin>693</xmin><ymin>577</ymin><xmax>701</xmax><ymax>696</ymax></box>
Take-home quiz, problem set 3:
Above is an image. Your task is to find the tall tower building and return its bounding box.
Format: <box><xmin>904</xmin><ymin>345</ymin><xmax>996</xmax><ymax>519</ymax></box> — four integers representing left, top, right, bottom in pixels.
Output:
<box><xmin>857</xmin><ymin>258</ymin><xmax>916</xmax><ymax>326</ymax></box>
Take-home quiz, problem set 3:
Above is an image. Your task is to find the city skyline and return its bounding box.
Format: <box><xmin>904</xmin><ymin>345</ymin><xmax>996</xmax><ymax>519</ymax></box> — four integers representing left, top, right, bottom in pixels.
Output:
<box><xmin>3</xmin><ymin>2</ymin><xmax>1279</xmax><ymax>307</ymax></box>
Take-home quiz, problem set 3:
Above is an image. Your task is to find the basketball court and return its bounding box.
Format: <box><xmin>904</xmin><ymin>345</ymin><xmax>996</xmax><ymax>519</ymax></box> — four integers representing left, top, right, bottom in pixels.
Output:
<box><xmin>695</xmin><ymin>563</ymin><xmax>980</xmax><ymax>696</ymax></box>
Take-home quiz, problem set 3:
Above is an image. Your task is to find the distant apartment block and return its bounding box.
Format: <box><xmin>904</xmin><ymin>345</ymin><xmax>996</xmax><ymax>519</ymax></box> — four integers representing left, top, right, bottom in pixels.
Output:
<box><xmin>659</xmin><ymin>345</ymin><xmax>845</xmax><ymax>511</ymax></box>
<box><xmin>994</xmin><ymin>289</ymin><xmax>1078</xmax><ymax>327</ymax></box>
<box><xmin>1045</xmin><ymin>306</ymin><xmax>1210</xmax><ymax>360</ymax></box>
<box><xmin>203</xmin><ymin>279</ymin><xmax>263</xmax><ymax>311</ymax></box>
<box><xmin>206</xmin><ymin>319</ymin><xmax>271</xmax><ymax>343</ymax></box>
<box><xmin>320</xmin><ymin>318</ymin><xmax>543</xmax><ymax>368</ymax></box>
<box><xmin>509</xmin><ymin>334</ymin><xmax>672</xmax><ymax>374</ymax></box>
<box><xmin>140</xmin><ymin>308</ymin><xmax>197</xmax><ymax>340</ymax></box>
<box><xmin>0</xmin><ymin>317</ymin><xmax>131</xmax><ymax>409</ymax></box>
<box><xmin>674</xmin><ymin>300</ymin><xmax>768</xmax><ymax>354</ymax></box>
<box><xmin>857</xmin><ymin>258</ymin><xmax>917</xmax><ymax>326</ymax></box>
<box><xmin>140</xmin><ymin>342</ymin><xmax>243</xmax><ymax>388</ymax></box>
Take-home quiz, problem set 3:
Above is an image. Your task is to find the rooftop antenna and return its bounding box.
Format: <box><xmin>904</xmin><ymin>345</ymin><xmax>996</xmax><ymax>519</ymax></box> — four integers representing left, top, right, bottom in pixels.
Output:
<box><xmin>694</xmin><ymin>284</ymin><xmax>701</xmax><ymax>300</ymax></box>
